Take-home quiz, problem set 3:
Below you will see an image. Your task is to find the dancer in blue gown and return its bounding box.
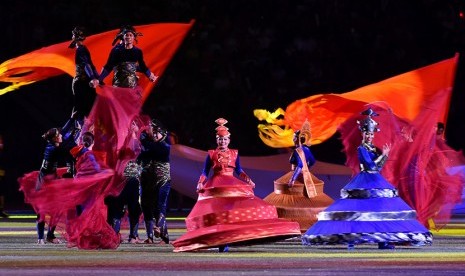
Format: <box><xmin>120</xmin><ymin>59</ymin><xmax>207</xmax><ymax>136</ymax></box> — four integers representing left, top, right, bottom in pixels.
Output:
<box><xmin>302</xmin><ymin>107</ymin><xmax>433</xmax><ymax>249</ymax></box>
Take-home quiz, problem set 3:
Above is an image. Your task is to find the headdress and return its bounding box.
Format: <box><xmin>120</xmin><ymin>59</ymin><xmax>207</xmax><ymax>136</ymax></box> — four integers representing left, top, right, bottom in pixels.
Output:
<box><xmin>215</xmin><ymin>118</ymin><xmax>230</xmax><ymax>137</ymax></box>
<box><xmin>151</xmin><ymin>119</ymin><xmax>168</xmax><ymax>141</ymax></box>
<box><xmin>295</xmin><ymin>119</ymin><xmax>312</xmax><ymax>146</ymax></box>
<box><xmin>68</xmin><ymin>26</ymin><xmax>86</xmax><ymax>49</ymax></box>
<box><xmin>111</xmin><ymin>25</ymin><xmax>143</xmax><ymax>46</ymax></box>
<box><xmin>357</xmin><ymin>107</ymin><xmax>380</xmax><ymax>133</ymax></box>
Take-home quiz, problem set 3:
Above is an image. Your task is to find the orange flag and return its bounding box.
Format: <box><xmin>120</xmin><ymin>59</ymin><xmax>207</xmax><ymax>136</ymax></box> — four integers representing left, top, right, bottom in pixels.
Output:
<box><xmin>0</xmin><ymin>20</ymin><xmax>195</xmax><ymax>102</ymax></box>
<box><xmin>254</xmin><ymin>54</ymin><xmax>459</xmax><ymax>148</ymax></box>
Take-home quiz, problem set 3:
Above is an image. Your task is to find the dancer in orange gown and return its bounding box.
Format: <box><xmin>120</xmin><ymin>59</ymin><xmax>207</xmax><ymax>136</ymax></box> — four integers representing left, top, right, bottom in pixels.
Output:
<box><xmin>264</xmin><ymin>120</ymin><xmax>333</xmax><ymax>232</ymax></box>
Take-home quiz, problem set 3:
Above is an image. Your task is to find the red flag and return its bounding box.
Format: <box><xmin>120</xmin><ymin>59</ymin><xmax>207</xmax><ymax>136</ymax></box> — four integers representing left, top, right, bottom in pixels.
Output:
<box><xmin>0</xmin><ymin>20</ymin><xmax>195</xmax><ymax>102</ymax></box>
<box><xmin>254</xmin><ymin>54</ymin><xmax>459</xmax><ymax>148</ymax></box>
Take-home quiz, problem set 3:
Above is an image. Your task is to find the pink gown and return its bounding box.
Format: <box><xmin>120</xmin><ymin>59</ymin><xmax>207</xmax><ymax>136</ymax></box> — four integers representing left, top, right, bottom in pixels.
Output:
<box><xmin>172</xmin><ymin>148</ymin><xmax>301</xmax><ymax>252</ymax></box>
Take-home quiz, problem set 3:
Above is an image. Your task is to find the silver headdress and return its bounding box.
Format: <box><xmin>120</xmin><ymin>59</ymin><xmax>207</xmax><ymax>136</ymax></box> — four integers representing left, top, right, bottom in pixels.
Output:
<box><xmin>357</xmin><ymin>107</ymin><xmax>380</xmax><ymax>133</ymax></box>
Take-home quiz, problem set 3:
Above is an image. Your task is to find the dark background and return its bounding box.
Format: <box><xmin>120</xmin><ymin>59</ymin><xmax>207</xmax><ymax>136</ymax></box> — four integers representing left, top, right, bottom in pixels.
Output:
<box><xmin>1</xmin><ymin>0</ymin><xmax>465</xmax><ymax>210</ymax></box>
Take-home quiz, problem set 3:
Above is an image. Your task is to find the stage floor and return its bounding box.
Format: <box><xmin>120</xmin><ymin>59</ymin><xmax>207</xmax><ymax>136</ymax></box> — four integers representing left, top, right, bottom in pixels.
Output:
<box><xmin>1</xmin><ymin>213</ymin><xmax>465</xmax><ymax>275</ymax></box>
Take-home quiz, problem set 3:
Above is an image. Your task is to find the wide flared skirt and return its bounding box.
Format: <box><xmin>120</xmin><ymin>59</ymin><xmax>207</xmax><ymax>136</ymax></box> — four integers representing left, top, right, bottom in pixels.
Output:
<box><xmin>172</xmin><ymin>178</ymin><xmax>301</xmax><ymax>252</ymax></box>
<box><xmin>173</xmin><ymin>218</ymin><xmax>301</xmax><ymax>252</ymax></box>
<box><xmin>264</xmin><ymin>171</ymin><xmax>333</xmax><ymax>232</ymax></box>
<box><xmin>302</xmin><ymin>172</ymin><xmax>433</xmax><ymax>246</ymax></box>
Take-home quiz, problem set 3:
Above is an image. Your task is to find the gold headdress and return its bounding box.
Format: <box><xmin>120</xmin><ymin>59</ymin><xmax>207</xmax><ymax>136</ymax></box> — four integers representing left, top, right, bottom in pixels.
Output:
<box><xmin>215</xmin><ymin>118</ymin><xmax>230</xmax><ymax>137</ymax></box>
<box><xmin>296</xmin><ymin>119</ymin><xmax>312</xmax><ymax>146</ymax></box>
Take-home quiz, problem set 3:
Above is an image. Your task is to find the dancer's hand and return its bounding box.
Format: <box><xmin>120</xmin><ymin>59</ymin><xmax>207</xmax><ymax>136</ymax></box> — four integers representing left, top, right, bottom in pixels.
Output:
<box><xmin>288</xmin><ymin>180</ymin><xmax>295</xmax><ymax>188</ymax></box>
<box><xmin>89</xmin><ymin>79</ymin><xmax>100</xmax><ymax>88</ymax></box>
<box><xmin>196</xmin><ymin>175</ymin><xmax>207</xmax><ymax>193</ymax></box>
<box><xmin>149</xmin><ymin>73</ymin><xmax>158</xmax><ymax>82</ymax></box>
<box><xmin>249</xmin><ymin>180</ymin><xmax>255</xmax><ymax>189</ymax></box>
<box><xmin>196</xmin><ymin>183</ymin><xmax>204</xmax><ymax>193</ymax></box>
<box><xmin>382</xmin><ymin>143</ymin><xmax>391</xmax><ymax>156</ymax></box>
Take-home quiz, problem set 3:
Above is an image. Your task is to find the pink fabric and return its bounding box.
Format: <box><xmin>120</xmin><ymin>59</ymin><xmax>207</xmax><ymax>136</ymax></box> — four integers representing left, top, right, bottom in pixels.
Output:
<box><xmin>18</xmin><ymin>85</ymin><xmax>143</xmax><ymax>249</ymax></box>
<box><xmin>338</xmin><ymin>91</ymin><xmax>464</xmax><ymax>229</ymax></box>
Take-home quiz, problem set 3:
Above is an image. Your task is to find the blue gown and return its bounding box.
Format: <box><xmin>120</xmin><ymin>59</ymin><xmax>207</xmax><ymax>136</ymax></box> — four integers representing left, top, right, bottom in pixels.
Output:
<box><xmin>302</xmin><ymin>143</ymin><xmax>433</xmax><ymax>246</ymax></box>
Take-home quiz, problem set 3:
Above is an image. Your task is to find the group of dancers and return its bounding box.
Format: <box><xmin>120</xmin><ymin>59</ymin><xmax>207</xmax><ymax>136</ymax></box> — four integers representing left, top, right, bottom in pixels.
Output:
<box><xmin>18</xmin><ymin>25</ymin><xmax>169</xmax><ymax>248</ymax></box>
<box><xmin>18</xmin><ymin>24</ymin><xmax>439</xmax><ymax>252</ymax></box>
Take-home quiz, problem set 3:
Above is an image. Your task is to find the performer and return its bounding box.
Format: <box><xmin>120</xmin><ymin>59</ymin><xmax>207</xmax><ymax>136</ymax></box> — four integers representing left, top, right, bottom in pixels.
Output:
<box><xmin>105</xmin><ymin>121</ymin><xmax>142</xmax><ymax>244</ymax></box>
<box><xmin>172</xmin><ymin>118</ymin><xmax>301</xmax><ymax>252</ymax></box>
<box><xmin>60</xmin><ymin>112</ymin><xmax>82</xmax><ymax>178</ymax></box>
<box><xmin>20</xmin><ymin>117</ymin><xmax>83</xmax><ymax>245</ymax></box>
<box><xmin>91</xmin><ymin>25</ymin><xmax>157</xmax><ymax>89</ymax></box>
<box><xmin>71</xmin><ymin>132</ymin><xmax>101</xmax><ymax>178</ymax></box>
<box><xmin>70</xmin><ymin>131</ymin><xmax>101</xmax><ymax>216</ymax></box>
<box><xmin>61</xmin><ymin>130</ymin><xmax>117</xmax><ymax>249</ymax></box>
<box><xmin>35</xmin><ymin>127</ymin><xmax>66</xmax><ymax>244</ymax></box>
<box><xmin>263</xmin><ymin>120</ymin><xmax>333</xmax><ymax>231</ymax></box>
<box><xmin>302</xmin><ymin>108</ymin><xmax>433</xmax><ymax>249</ymax></box>
<box><xmin>69</xmin><ymin>27</ymin><xmax>99</xmax><ymax>122</ymax></box>
<box><xmin>137</xmin><ymin>119</ymin><xmax>171</xmax><ymax>244</ymax></box>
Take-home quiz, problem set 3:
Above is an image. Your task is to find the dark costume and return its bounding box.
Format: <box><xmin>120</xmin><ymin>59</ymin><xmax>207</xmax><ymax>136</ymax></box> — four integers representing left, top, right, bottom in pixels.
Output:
<box><xmin>172</xmin><ymin>118</ymin><xmax>301</xmax><ymax>252</ymax></box>
<box><xmin>264</xmin><ymin>121</ymin><xmax>333</xmax><ymax>232</ymax></box>
<box><xmin>98</xmin><ymin>44</ymin><xmax>152</xmax><ymax>88</ymax></box>
<box><xmin>98</xmin><ymin>26</ymin><xmax>153</xmax><ymax>242</ymax></box>
<box><xmin>69</xmin><ymin>27</ymin><xmax>98</xmax><ymax>122</ymax></box>
<box><xmin>60</xmin><ymin>117</ymin><xmax>81</xmax><ymax>178</ymax></box>
<box><xmin>35</xmin><ymin>128</ymin><xmax>68</xmax><ymax>242</ymax></box>
<box><xmin>137</xmin><ymin>126</ymin><xmax>171</xmax><ymax>244</ymax></box>
<box><xmin>302</xmin><ymin>108</ymin><xmax>433</xmax><ymax>248</ymax></box>
<box><xmin>105</xmin><ymin>165</ymin><xmax>142</xmax><ymax>242</ymax></box>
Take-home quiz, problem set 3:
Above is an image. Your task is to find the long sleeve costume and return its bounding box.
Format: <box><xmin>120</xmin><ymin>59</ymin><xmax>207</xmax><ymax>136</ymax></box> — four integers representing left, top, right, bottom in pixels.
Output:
<box><xmin>302</xmin><ymin>142</ymin><xmax>433</xmax><ymax>247</ymax></box>
<box><xmin>72</xmin><ymin>45</ymin><xmax>98</xmax><ymax>121</ymax></box>
<box><xmin>137</xmin><ymin>131</ymin><xmax>171</xmax><ymax>243</ymax></box>
<box><xmin>99</xmin><ymin>44</ymin><xmax>151</xmax><ymax>88</ymax></box>
<box><xmin>61</xmin><ymin>117</ymin><xmax>81</xmax><ymax>178</ymax></box>
<box><xmin>172</xmin><ymin>148</ymin><xmax>301</xmax><ymax>252</ymax></box>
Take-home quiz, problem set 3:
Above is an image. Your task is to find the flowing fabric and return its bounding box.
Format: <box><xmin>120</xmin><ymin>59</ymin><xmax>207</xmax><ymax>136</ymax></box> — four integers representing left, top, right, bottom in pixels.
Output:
<box><xmin>18</xmin><ymin>167</ymin><xmax>118</xmax><ymax>249</ymax></box>
<box><xmin>254</xmin><ymin>54</ymin><xmax>458</xmax><ymax>148</ymax></box>
<box><xmin>0</xmin><ymin>20</ymin><xmax>195</xmax><ymax>101</ymax></box>
<box><xmin>338</xmin><ymin>98</ymin><xmax>464</xmax><ymax>229</ymax></box>
<box><xmin>303</xmin><ymin>120</ymin><xmax>433</xmax><ymax>246</ymax></box>
<box><xmin>18</xmin><ymin>85</ymin><xmax>143</xmax><ymax>249</ymax></box>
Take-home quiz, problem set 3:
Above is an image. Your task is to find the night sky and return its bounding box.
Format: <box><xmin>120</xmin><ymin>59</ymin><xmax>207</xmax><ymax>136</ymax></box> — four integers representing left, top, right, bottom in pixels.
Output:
<box><xmin>1</xmin><ymin>0</ymin><xmax>465</xmax><ymax>208</ymax></box>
